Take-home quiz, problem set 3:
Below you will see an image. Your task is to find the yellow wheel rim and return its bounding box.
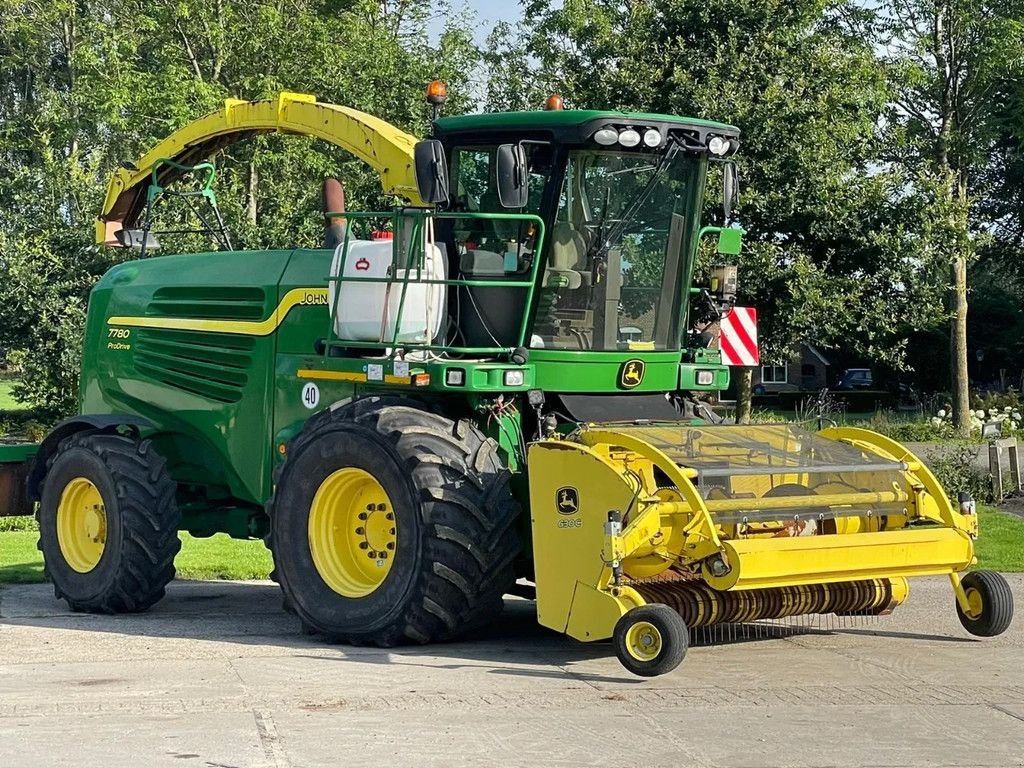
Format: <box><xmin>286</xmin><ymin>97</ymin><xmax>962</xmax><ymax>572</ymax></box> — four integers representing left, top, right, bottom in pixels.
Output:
<box><xmin>625</xmin><ymin>620</ymin><xmax>663</xmax><ymax>662</ymax></box>
<box><xmin>308</xmin><ymin>467</ymin><xmax>397</xmax><ymax>598</ymax></box>
<box><xmin>56</xmin><ymin>477</ymin><xmax>107</xmax><ymax>573</ymax></box>
<box><xmin>965</xmin><ymin>586</ymin><xmax>984</xmax><ymax>619</ymax></box>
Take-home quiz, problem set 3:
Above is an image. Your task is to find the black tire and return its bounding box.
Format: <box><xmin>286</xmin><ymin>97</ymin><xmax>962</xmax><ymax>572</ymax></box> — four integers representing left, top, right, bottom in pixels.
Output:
<box><xmin>268</xmin><ymin>396</ymin><xmax>520</xmax><ymax>645</ymax></box>
<box><xmin>956</xmin><ymin>570</ymin><xmax>1014</xmax><ymax>637</ymax></box>
<box><xmin>37</xmin><ymin>431</ymin><xmax>180</xmax><ymax>613</ymax></box>
<box><xmin>613</xmin><ymin>604</ymin><xmax>688</xmax><ymax>677</ymax></box>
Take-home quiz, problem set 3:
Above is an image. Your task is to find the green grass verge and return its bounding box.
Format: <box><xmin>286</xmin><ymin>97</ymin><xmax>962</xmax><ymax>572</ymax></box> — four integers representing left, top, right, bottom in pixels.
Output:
<box><xmin>0</xmin><ymin>380</ymin><xmax>26</xmax><ymax>411</ymax></box>
<box><xmin>975</xmin><ymin>506</ymin><xmax>1024</xmax><ymax>572</ymax></box>
<box><xmin>2</xmin><ymin>506</ymin><xmax>1022</xmax><ymax>585</ymax></box>
<box><xmin>0</xmin><ymin>518</ymin><xmax>272</xmax><ymax>584</ymax></box>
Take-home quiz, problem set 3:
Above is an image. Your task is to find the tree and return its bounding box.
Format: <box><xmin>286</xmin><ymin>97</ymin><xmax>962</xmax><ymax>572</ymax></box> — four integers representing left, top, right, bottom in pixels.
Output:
<box><xmin>0</xmin><ymin>0</ymin><xmax>480</xmax><ymax>414</ymax></box>
<box><xmin>494</xmin><ymin>0</ymin><xmax>949</xmax><ymax>418</ymax></box>
<box><xmin>881</xmin><ymin>0</ymin><xmax>1024</xmax><ymax>433</ymax></box>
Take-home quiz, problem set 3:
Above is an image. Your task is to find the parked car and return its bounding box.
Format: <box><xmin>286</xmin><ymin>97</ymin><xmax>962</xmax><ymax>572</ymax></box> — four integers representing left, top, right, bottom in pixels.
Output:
<box><xmin>835</xmin><ymin>368</ymin><xmax>874</xmax><ymax>390</ymax></box>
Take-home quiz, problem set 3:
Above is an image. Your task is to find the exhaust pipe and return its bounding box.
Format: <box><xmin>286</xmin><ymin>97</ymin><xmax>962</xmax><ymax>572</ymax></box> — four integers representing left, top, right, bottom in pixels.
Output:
<box><xmin>322</xmin><ymin>177</ymin><xmax>346</xmax><ymax>249</ymax></box>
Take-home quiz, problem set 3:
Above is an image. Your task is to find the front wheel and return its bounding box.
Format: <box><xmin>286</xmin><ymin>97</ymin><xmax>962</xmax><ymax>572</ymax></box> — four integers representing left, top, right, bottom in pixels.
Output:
<box><xmin>268</xmin><ymin>398</ymin><xmax>520</xmax><ymax>645</ymax></box>
<box><xmin>956</xmin><ymin>570</ymin><xmax>1014</xmax><ymax>637</ymax></box>
<box><xmin>613</xmin><ymin>604</ymin><xmax>688</xmax><ymax>677</ymax></box>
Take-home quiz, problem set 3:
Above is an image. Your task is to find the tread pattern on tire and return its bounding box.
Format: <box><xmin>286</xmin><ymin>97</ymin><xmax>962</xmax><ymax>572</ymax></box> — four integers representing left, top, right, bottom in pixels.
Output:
<box><xmin>957</xmin><ymin>569</ymin><xmax>1014</xmax><ymax>637</ymax></box>
<box><xmin>268</xmin><ymin>395</ymin><xmax>521</xmax><ymax>645</ymax></box>
<box><xmin>41</xmin><ymin>431</ymin><xmax>181</xmax><ymax>614</ymax></box>
<box><xmin>613</xmin><ymin>604</ymin><xmax>689</xmax><ymax>678</ymax></box>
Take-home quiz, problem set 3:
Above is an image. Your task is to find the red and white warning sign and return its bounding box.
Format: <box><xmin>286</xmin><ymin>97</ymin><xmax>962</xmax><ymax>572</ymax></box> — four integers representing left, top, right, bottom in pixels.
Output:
<box><xmin>719</xmin><ymin>307</ymin><xmax>760</xmax><ymax>366</ymax></box>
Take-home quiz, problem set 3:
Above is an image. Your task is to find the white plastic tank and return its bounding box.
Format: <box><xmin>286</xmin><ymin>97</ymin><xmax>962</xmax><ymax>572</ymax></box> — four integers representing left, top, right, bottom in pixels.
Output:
<box><xmin>328</xmin><ymin>239</ymin><xmax>446</xmax><ymax>344</ymax></box>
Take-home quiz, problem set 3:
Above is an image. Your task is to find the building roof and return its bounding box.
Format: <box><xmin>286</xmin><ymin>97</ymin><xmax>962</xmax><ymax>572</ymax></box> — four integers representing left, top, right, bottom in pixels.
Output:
<box><xmin>803</xmin><ymin>343</ymin><xmax>831</xmax><ymax>367</ymax></box>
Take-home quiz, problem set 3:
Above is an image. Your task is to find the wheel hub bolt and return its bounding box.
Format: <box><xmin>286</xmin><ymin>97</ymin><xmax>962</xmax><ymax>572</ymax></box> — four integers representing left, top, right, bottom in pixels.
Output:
<box><xmin>386</xmin><ymin>512</ymin><xmax>394</xmax><ymax>521</ymax></box>
<box><xmin>367</xmin><ymin>551</ymin><xmax>377</xmax><ymax>559</ymax></box>
<box><xmin>359</xmin><ymin>542</ymin><xmax>368</xmax><ymax>550</ymax></box>
<box><xmin>358</xmin><ymin>512</ymin><xmax>368</xmax><ymax>520</ymax></box>
<box><xmin>389</xmin><ymin>527</ymin><xmax>396</xmax><ymax>535</ymax></box>
<box><xmin>355</xmin><ymin>527</ymin><xmax>364</xmax><ymax>535</ymax></box>
<box><xmin>386</xmin><ymin>542</ymin><xmax>395</xmax><ymax>550</ymax></box>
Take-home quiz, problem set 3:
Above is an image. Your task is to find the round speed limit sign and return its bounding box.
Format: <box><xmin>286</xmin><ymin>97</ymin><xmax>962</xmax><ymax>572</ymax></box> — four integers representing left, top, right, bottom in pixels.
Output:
<box><xmin>301</xmin><ymin>382</ymin><xmax>320</xmax><ymax>409</ymax></box>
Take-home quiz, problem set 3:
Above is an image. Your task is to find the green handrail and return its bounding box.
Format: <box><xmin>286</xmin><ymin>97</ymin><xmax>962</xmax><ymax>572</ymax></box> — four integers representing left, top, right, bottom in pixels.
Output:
<box><xmin>322</xmin><ymin>209</ymin><xmax>546</xmax><ymax>357</ymax></box>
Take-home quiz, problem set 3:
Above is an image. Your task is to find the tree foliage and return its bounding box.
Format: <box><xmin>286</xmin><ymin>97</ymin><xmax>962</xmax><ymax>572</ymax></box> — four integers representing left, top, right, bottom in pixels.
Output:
<box><xmin>500</xmin><ymin>0</ymin><xmax>951</xmax><ymax>371</ymax></box>
<box><xmin>0</xmin><ymin>0</ymin><xmax>1022</xmax><ymax>420</ymax></box>
<box><xmin>0</xmin><ymin>0</ymin><xmax>477</xmax><ymax>413</ymax></box>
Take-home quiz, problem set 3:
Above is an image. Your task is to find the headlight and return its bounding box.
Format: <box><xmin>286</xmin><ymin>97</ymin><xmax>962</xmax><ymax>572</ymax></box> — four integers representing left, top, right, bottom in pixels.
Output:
<box><xmin>618</xmin><ymin>129</ymin><xmax>641</xmax><ymax>147</ymax></box>
<box><xmin>594</xmin><ymin>128</ymin><xmax>618</xmax><ymax>146</ymax></box>
<box><xmin>696</xmin><ymin>370</ymin><xmax>714</xmax><ymax>386</ymax></box>
<box><xmin>503</xmin><ymin>369</ymin><xmax>526</xmax><ymax>387</ymax></box>
<box><xmin>445</xmin><ymin>368</ymin><xmax>465</xmax><ymax>387</ymax></box>
<box><xmin>708</xmin><ymin>136</ymin><xmax>729</xmax><ymax>156</ymax></box>
<box><xmin>642</xmin><ymin>129</ymin><xmax>662</xmax><ymax>147</ymax></box>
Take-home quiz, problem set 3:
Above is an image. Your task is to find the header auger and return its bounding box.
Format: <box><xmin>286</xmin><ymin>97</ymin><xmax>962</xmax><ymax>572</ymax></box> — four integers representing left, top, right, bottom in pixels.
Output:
<box><xmin>0</xmin><ymin>84</ymin><xmax>1011</xmax><ymax>676</ymax></box>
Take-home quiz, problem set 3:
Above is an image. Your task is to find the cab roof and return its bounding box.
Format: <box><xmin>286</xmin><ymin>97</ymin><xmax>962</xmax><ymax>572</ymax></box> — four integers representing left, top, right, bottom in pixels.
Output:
<box><xmin>434</xmin><ymin>110</ymin><xmax>739</xmax><ymax>135</ymax></box>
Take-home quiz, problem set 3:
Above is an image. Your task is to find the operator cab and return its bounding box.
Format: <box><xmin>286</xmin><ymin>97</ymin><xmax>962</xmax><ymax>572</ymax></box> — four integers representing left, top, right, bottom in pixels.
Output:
<box><xmin>426</xmin><ymin>103</ymin><xmax>740</xmax><ymax>356</ymax></box>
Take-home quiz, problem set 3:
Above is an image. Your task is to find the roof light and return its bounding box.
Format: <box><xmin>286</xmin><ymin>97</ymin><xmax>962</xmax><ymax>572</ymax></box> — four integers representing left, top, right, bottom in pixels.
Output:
<box><xmin>642</xmin><ymin>129</ymin><xmax>662</xmax><ymax>148</ymax></box>
<box><xmin>594</xmin><ymin>128</ymin><xmax>618</xmax><ymax>145</ymax></box>
<box><xmin>426</xmin><ymin>80</ymin><xmax>448</xmax><ymax>105</ymax></box>
<box><xmin>708</xmin><ymin>136</ymin><xmax>729</xmax><ymax>156</ymax></box>
<box><xmin>618</xmin><ymin>129</ymin><xmax>641</xmax><ymax>147</ymax></box>
<box><xmin>545</xmin><ymin>94</ymin><xmax>565</xmax><ymax>111</ymax></box>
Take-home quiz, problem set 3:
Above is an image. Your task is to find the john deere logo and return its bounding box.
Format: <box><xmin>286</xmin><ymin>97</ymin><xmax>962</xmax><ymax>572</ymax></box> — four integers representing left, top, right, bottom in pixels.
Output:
<box><xmin>619</xmin><ymin>359</ymin><xmax>645</xmax><ymax>389</ymax></box>
<box><xmin>556</xmin><ymin>487</ymin><xmax>579</xmax><ymax>515</ymax></box>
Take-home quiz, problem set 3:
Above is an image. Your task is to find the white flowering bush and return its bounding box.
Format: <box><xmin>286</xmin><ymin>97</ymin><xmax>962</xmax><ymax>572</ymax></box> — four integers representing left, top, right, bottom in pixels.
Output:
<box><xmin>932</xmin><ymin>402</ymin><xmax>1023</xmax><ymax>436</ymax></box>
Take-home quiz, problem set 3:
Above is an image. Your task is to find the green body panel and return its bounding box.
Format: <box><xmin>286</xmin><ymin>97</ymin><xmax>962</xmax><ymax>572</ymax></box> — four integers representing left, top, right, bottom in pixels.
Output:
<box><xmin>0</xmin><ymin>441</ymin><xmax>40</xmax><ymax>463</ymax></box>
<box><xmin>83</xmin><ymin>250</ymin><xmax>291</xmax><ymax>506</ymax></box>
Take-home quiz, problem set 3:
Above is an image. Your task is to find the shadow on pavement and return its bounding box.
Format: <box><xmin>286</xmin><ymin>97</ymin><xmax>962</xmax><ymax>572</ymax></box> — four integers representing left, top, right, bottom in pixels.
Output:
<box><xmin>0</xmin><ymin>578</ymin><xmax>979</xmax><ymax>681</ymax></box>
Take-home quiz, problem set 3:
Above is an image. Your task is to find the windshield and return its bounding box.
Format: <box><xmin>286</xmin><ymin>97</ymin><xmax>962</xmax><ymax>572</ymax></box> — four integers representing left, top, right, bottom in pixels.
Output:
<box><xmin>533</xmin><ymin>149</ymin><xmax>697</xmax><ymax>351</ymax></box>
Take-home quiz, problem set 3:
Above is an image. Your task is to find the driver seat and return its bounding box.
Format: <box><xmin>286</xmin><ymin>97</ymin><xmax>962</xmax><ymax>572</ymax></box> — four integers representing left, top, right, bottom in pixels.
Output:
<box><xmin>543</xmin><ymin>222</ymin><xmax>586</xmax><ymax>289</ymax></box>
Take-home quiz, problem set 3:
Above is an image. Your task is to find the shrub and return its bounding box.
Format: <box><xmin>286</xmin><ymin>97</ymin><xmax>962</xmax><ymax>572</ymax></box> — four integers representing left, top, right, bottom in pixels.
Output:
<box><xmin>923</xmin><ymin>442</ymin><xmax>992</xmax><ymax>504</ymax></box>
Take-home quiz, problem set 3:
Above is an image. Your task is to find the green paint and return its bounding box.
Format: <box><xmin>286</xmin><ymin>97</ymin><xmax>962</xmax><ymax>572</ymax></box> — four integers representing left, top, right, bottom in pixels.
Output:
<box><xmin>434</xmin><ymin>109</ymin><xmax>739</xmax><ymax>135</ymax></box>
<box><xmin>0</xmin><ymin>441</ymin><xmax>39</xmax><ymax>463</ymax></box>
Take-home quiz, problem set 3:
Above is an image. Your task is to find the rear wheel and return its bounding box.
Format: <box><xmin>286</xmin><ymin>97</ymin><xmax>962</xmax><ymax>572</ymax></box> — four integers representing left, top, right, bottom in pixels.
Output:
<box><xmin>38</xmin><ymin>432</ymin><xmax>180</xmax><ymax>613</ymax></box>
<box><xmin>956</xmin><ymin>570</ymin><xmax>1014</xmax><ymax>637</ymax></box>
<box><xmin>268</xmin><ymin>397</ymin><xmax>520</xmax><ymax>645</ymax></box>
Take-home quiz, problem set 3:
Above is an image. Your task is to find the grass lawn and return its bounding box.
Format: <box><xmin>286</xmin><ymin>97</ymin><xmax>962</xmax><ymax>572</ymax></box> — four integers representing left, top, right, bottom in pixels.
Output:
<box><xmin>2</xmin><ymin>506</ymin><xmax>1022</xmax><ymax>585</ymax></box>
<box><xmin>0</xmin><ymin>379</ymin><xmax>26</xmax><ymax>411</ymax></box>
<box><xmin>0</xmin><ymin>517</ymin><xmax>272</xmax><ymax>584</ymax></box>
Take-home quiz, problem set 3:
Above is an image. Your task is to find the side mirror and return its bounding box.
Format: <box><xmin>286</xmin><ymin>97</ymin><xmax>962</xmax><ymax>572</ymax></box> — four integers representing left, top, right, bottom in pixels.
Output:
<box><xmin>496</xmin><ymin>143</ymin><xmax>529</xmax><ymax>209</ymax></box>
<box><xmin>115</xmin><ymin>228</ymin><xmax>161</xmax><ymax>251</ymax></box>
<box><xmin>723</xmin><ymin>162</ymin><xmax>739</xmax><ymax>223</ymax></box>
<box><xmin>414</xmin><ymin>140</ymin><xmax>450</xmax><ymax>205</ymax></box>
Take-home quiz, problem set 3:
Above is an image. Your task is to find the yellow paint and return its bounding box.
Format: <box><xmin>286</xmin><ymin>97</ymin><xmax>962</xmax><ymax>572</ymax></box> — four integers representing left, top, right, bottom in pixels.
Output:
<box><xmin>108</xmin><ymin>287</ymin><xmax>327</xmax><ymax>336</ymax></box>
<box><xmin>624</xmin><ymin>620</ymin><xmax>662</xmax><ymax>662</ymax></box>
<box><xmin>703</xmin><ymin>527</ymin><xmax>974</xmax><ymax>591</ymax></box>
<box><xmin>97</xmin><ymin>92</ymin><xmax>422</xmax><ymax>243</ymax></box>
<box><xmin>57</xmin><ymin>477</ymin><xmax>107</xmax><ymax>573</ymax></box>
<box><xmin>308</xmin><ymin>467</ymin><xmax>396</xmax><ymax>598</ymax></box>
<box><xmin>699</xmin><ymin>489</ymin><xmax>908</xmax><ymax>514</ymax></box>
<box><xmin>564</xmin><ymin>583</ymin><xmax>644</xmax><ymax>642</ymax></box>
<box><xmin>296</xmin><ymin>368</ymin><xmax>412</xmax><ymax>385</ymax></box>
<box><xmin>526</xmin><ymin>423</ymin><xmax>979</xmax><ymax>644</ymax></box>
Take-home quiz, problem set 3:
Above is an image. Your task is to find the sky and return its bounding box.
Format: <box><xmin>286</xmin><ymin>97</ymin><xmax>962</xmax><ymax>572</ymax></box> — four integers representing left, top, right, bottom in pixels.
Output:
<box><xmin>432</xmin><ymin>0</ymin><xmax>525</xmax><ymax>43</ymax></box>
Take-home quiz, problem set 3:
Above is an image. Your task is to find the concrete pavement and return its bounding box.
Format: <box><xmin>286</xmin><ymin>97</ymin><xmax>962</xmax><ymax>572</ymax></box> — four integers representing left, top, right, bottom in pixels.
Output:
<box><xmin>1</xmin><ymin>575</ymin><xmax>1022</xmax><ymax>767</ymax></box>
